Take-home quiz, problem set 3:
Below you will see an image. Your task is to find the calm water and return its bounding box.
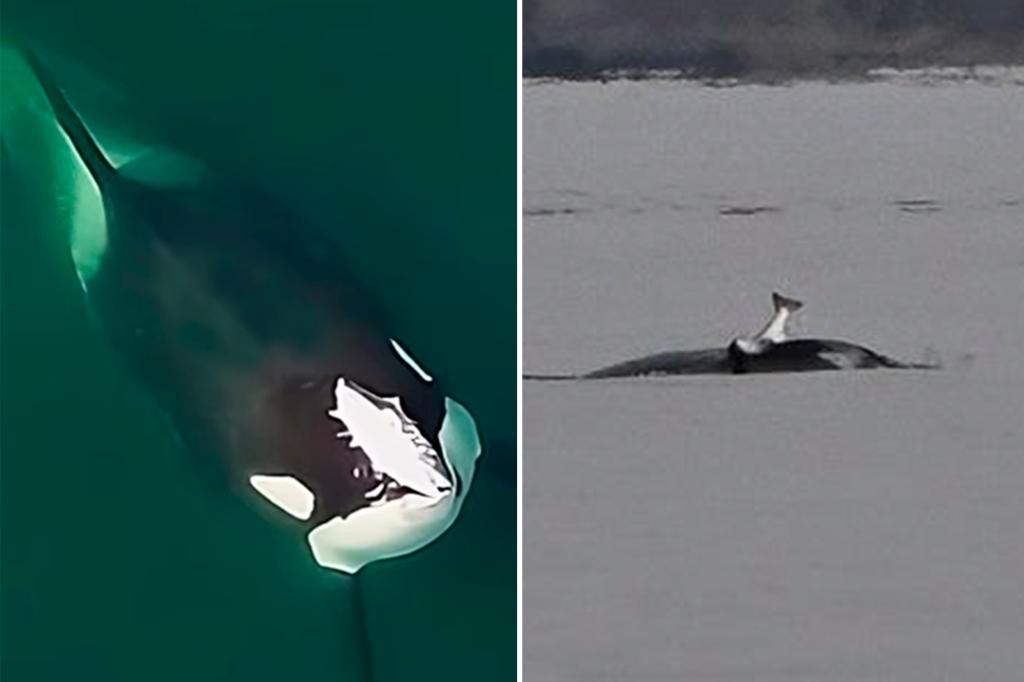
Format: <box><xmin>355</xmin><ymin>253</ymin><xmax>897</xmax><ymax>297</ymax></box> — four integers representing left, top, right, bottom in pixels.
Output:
<box><xmin>524</xmin><ymin>75</ymin><xmax>1024</xmax><ymax>681</ymax></box>
<box><xmin>1</xmin><ymin>3</ymin><xmax>515</xmax><ymax>680</ymax></box>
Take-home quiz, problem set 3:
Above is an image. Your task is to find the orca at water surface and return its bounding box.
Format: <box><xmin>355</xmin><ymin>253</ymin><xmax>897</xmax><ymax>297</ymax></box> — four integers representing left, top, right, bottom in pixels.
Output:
<box><xmin>2</xmin><ymin>46</ymin><xmax>483</xmax><ymax>574</ymax></box>
<box><xmin>526</xmin><ymin>292</ymin><xmax>938</xmax><ymax>380</ymax></box>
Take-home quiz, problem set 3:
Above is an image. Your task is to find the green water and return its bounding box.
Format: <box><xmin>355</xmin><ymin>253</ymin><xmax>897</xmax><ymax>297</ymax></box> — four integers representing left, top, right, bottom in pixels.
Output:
<box><xmin>1</xmin><ymin>2</ymin><xmax>515</xmax><ymax>680</ymax></box>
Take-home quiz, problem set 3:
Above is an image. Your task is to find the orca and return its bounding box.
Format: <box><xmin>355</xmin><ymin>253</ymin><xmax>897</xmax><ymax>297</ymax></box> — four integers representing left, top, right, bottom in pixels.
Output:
<box><xmin>3</xmin><ymin>48</ymin><xmax>482</xmax><ymax>574</ymax></box>
<box><xmin>525</xmin><ymin>292</ymin><xmax>937</xmax><ymax>380</ymax></box>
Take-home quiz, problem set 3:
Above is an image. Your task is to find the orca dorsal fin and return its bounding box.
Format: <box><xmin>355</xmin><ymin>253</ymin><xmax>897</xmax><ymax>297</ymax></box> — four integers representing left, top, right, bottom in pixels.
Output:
<box><xmin>17</xmin><ymin>47</ymin><xmax>118</xmax><ymax>188</ymax></box>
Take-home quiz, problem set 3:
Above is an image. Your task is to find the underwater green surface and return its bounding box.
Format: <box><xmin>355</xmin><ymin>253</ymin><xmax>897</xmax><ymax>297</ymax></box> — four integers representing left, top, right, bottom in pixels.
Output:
<box><xmin>1</xmin><ymin>2</ymin><xmax>515</xmax><ymax>680</ymax></box>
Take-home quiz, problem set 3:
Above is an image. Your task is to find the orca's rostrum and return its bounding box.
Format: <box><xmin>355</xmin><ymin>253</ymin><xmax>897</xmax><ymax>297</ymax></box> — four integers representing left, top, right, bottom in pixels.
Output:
<box><xmin>3</xmin><ymin>48</ymin><xmax>481</xmax><ymax>574</ymax></box>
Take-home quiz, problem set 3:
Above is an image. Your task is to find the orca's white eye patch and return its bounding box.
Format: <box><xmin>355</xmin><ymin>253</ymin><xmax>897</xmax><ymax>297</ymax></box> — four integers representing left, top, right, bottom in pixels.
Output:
<box><xmin>249</xmin><ymin>475</ymin><xmax>316</xmax><ymax>521</ymax></box>
<box><xmin>390</xmin><ymin>338</ymin><xmax>433</xmax><ymax>382</ymax></box>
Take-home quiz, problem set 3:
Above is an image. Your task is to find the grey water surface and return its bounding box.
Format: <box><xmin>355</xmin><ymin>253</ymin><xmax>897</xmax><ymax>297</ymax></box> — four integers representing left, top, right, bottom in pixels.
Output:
<box><xmin>524</xmin><ymin>73</ymin><xmax>1024</xmax><ymax>681</ymax></box>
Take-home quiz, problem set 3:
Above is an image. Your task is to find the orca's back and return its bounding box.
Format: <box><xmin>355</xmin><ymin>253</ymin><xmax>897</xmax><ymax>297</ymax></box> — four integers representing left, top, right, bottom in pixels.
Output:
<box><xmin>585</xmin><ymin>348</ymin><xmax>730</xmax><ymax>378</ymax></box>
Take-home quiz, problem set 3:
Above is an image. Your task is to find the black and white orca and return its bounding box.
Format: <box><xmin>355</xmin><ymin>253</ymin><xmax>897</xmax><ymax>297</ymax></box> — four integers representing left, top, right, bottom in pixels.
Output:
<box><xmin>526</xmin><ymin>292</ymin><xmax>937</xmax><ymax>380</ymax></box>
<box><xmin>4</xmin><ymin>48</ymin><xmax>482</xmax><ymax>573</ymax></box>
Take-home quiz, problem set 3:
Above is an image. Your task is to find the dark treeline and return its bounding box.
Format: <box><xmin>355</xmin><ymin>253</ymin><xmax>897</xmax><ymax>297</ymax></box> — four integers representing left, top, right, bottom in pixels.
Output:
<box><xmin>524</xmin><ymin>0</ymin><xmax>1024</xmax><ymax>78</ymax></box>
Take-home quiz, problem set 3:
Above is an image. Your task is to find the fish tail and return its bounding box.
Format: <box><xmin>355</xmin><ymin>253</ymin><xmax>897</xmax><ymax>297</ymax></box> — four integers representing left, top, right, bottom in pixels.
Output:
<box><xmin>771</xmin><ymin>291</ymin><xmax>803</xmax><ymax>313</ymax></box>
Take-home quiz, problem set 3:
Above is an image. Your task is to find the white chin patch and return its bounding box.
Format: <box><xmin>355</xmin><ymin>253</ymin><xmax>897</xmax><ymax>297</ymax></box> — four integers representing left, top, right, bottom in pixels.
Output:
<box><xmin>308</xmin><ymin>396</ymin><xmax>482</xmax><ymax>574</ymax></box>
<box><xmin>249</xmin><ymin>475</ymin><xmax>316</xmax><ymax>521</ymax></box>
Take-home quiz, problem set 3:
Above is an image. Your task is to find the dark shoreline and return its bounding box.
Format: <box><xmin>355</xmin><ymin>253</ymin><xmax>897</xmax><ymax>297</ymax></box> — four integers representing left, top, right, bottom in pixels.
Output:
<box><xmin>525</xmin><ymin>0</ymin><xmax>1024</xmax><ymax>83</ymax></box>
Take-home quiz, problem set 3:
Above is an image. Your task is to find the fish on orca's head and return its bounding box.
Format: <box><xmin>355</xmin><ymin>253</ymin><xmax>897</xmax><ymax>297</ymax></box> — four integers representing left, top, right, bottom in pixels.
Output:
<box><xmin>327</xmin><ymin>376</ymin><xmax>454</xmax><ymax>505</ymax></box>
<box><xmin>238</xmin><ymin>347</ymin><xmax>482</xmax><ymax>574</ymax></box>
<box><xmin>727</xmin><ymin>292</ymin><xmax>804</xmax><ymax>373</ymax></box>
<box><xmin>239</xmin><ymin>369</ymin><xmax>445</xmax><ymax>519</ymax></box>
